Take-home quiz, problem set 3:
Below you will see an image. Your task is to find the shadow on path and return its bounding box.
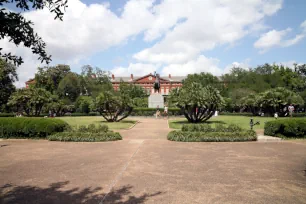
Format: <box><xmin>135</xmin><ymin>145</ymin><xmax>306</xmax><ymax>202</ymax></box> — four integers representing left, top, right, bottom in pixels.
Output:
<box><xmin>1</xmin><ymin>181</ymin><xmax>163</xmax><ymax>204</ymax></box>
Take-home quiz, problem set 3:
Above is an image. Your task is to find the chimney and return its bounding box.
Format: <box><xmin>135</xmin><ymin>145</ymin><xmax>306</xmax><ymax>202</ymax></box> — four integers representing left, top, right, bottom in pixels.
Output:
<box><xmin>169</xmin><ymin>74</ymin><xmax>171</xmax><ymax>78</ymax></box>
<box><xmin>131</xmin><ymin>74</ymin><xmax>134</xmax><ymax>80</ymax></box>
<box><xmin>112</xmin><ymin>74</ymin><xmax>115</xmax><ymax>80</ymax></box>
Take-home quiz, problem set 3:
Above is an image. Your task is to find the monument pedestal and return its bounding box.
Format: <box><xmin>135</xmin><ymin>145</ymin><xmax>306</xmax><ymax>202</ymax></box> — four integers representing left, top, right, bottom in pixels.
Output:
<box><xmin>149</xmin><ymin>93</ymin><xmax>164</xmax><ymax>108</ymax></box>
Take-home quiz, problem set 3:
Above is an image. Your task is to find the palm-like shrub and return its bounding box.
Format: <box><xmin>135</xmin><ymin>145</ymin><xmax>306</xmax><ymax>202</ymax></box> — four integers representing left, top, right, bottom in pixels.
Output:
<box><xmin>169</xmin><ymin>82</ymin><xmax>224</xmax><ymax>123</ymax></box>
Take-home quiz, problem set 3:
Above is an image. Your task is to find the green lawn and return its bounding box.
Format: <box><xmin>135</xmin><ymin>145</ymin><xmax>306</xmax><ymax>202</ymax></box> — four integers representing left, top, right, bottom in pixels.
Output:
<box><xmin>59</xmin><ymin>116</ymin><xmax>137</xmax><ymax>130</ymax></box>
<box><xmin>169</xmin><ymin>116</ymin><xmax>285</xmax><ymax>130</ymax></box>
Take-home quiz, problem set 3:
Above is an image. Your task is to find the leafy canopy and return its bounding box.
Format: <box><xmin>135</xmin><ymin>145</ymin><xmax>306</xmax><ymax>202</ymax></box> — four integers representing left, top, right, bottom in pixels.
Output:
<box><xmin>0</xmin><ymin>0</ymin><xmax>68</xmax><ymax>65</ymax></box>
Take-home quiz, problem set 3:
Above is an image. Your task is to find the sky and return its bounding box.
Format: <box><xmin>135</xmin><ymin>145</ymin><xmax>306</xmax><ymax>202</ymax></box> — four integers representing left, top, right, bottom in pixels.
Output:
<box><xmin>1</xmin><ymin>0</ymin><xmax>306</xmax><ymax>87</ymax></box>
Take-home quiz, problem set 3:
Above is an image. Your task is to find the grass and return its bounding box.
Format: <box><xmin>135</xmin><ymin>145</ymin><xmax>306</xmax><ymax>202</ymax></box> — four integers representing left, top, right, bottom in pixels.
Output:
<box><xmin>59</xmin><ymin>116</ymin><xmax>137</xmax><ymax>130</ymax></box>
<box><xmin>168</xmin><ymin>116</ymin><xmax>287</xmax><ymax>130</ymax></box>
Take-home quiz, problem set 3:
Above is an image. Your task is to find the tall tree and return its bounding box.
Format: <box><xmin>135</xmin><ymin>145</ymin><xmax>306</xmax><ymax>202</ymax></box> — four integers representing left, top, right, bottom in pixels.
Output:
<box><xmin>0</xmin><ymin>0</ymin><xmax>68</xmax><ymax>66</ymax></box>
<box><xmin>34</xmin><ymin>64</ymin><xmax>71</xmax><ymax>93</ymax></box>
<box><xmin>170</xmin><ymin>82</ymin><xmax>224</xmax><ymax>123</ymax></box>
<box><xmin>8</xmin><ymin>87</ymin><xmax>52</xmax><ymax>116</ymax></box>
<box><xmin>57</xmin><ymin>72</ymin><xmax>81</xmax><ymax>102</ymax></box>
<box><xmin>0</xmin><ymin>58</ymin><xmax>18</xmax><ymax>111</ymax></box>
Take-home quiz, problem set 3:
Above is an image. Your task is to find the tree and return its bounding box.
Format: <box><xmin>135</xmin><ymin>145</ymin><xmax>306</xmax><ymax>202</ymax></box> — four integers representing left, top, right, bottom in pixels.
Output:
<box><xmin>257</xmin><ymin>87</ymin><xmax>304</xmax><ymax>116</ymax></box>
<box><xmin>0</xmin><ymin>0</ymin><xmax>68</xmax><ymax>66</ymax></box>
<box><xmin>240</xmin><ymin>87</ymin><xmax>304</xmax><ymax>116</ymax></box>
<box><xmin>34</xmin><ymin>64</ymin><xmax>71</xmax><ymax>93</ymax></box>
<box><xmin>8</xmin><ymin>87</ymin><xmax>52</xmax><ymax>116</ymax></box>
<box><xmin>169</xmin><ymin>82</ymin><xmax>224</xmax><ymax>123</ymax></box>
<box><xmin>75</xmin><ymin>96</ymin><xmax>93</xmax><ymax>114</ymax></box>
<box><xmin>95</xmin><ymin>90</ymin><xmax>133</xmax><ymax>122</ymax></box>
<box><xmin>46</xmin><ymin>95</ymin><xmax>75</xmax><ymax>116</ymax></box>
<box><xmin>57</xmin><ymin>73</ymin><xmax>81</xmax><ymax>102</ymax></box>
<box><xmin>0</xmin><ymin>58</ymin><xmax>18</xmax><ymax>111</ymax></box>
<box><xmin>79</xmin><ymin>65</ymin><xmax>112</xmax><ymax>97</ymax></box>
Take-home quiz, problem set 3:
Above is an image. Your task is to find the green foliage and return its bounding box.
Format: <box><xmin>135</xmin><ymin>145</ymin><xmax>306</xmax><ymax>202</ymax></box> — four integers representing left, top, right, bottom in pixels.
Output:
<box><xmin>48</xmin><ymin>131</ymin><xmax>122</xmax><ymax>142</ymax></box>
<box><xmin>79</xmin><ymin>65</ymin><xmax>112</xmax><ymax>97</ymax></box>
<box><xmin>130</xmin><ymin>108</ymin><xmax>182</xmax><ymax>116</ymax></box>
<box><xmin>264</xmin><ymin>118</ymin><xmax>306</xmax><ymax>138</ymax></box>
<box><xmin>8</xmin><ymin>87</ymin><xmax>52</xmax><ymax>116</ymax></box>
<box><xmin>76</xmin><ymin>124</ymin><xmax>109</xmax><ymax>133</ymax></box>
<box><xmin>170</xmin><ymin>82</ymin><xmax>224</xmax><ymax>123</ymax></box>
<box><xmin>0</xmin><ymin>118</ymin><xmax>69</xmax><ymax>138</ymax></box>
<box><xmin>181</xmin><ymin>123</ymin><xmax>242</xmax><ymax>132</ymax></box>
<box><xmin>75</xmin><ymin>96</ymin><xmax>94</xmax><ymax>114</ymax></box>
<box><xmin>240</xmin><ymin>87</ymin><xmax>304</xmax><ymax>116</ymax></box>
<box><xmin>95</xmin><ymin>85</ymin><xmax>134</xmax><ymax>122</ymax></box>
<box><xmin>0</xmin><ymin>113</ymin><xmax>15</xmax><ymax>117</ymax></box>
<box><xmin>48</xmin><ymin>122</ymin><xmax>120</xmax><ymax>142</ymax></box>
<box><xmin>34</xmin><ymin>65</ymin><xmax>71</xmax><ymax>93</ymax></box>
<box><xmin>57</xmin><ymin>73</ymin><xmax>81</xmax><ymax>101</ymax></box>
<box><xmin>167</xmin><ymin>130</ymin><xmax>257</xmax><ymax>142</ymax></box>
<box><xmin>0</xmin><ymin>58</ymin><xmax>17</xmax><ymax>111</ymax></box>
<box><xmin>0</xmin><ymin>0</ymin><xmax>68</xmax><ymax>65</ymax></box>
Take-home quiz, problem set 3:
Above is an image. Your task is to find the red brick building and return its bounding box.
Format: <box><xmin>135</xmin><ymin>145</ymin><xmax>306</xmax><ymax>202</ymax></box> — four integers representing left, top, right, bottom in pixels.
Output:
<box><xmin>111</xmin><ymin>73</ymin><xmax>185</xmax><ymax>95</ymax></box>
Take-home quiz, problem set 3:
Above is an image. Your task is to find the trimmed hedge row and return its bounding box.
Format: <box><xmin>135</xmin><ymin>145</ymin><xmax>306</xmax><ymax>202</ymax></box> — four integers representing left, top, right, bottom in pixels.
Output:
<box><xmin>264</xmin><ymin>118</ymin><xmax>306</xmax><ymax>138</ymax></box>
<box><xmin>130</xmin><ymin>108</ymin><xmax>182</xmax><ymax>116</ymax></box>
<box><xmin>182</xmin><ymin>123</ymin><xmax>242</xmax><ymax>132</ymax></box>
<box><xmin>0</xmin><ymin>113</ymin><xmax>15</xmax><ymax>117</ymax></box>
<box><xmin>48</xmin><ymin>131</ymin><xmax>122</xmax><ymax>142</ymax></box>
<box><xmin>219</xmin><ymin>112</ymin><xmax>253</xmax><ymax>117</ymax></box>
<box><xmin>167</xmin><ymin>130</ymin><xmax>257</xmax><ymax>142</ymax></box>
<box><xmin>0</xmin><ymin>118</ymin><xmax>69</xmax><ymax>138</ymax></box>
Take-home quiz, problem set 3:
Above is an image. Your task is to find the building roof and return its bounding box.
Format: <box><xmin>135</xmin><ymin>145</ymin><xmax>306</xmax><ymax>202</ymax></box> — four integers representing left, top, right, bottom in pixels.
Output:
<box><xmin>111</xmin><ymin>73</ymin><xmax>186</xmax><ymax>83</ymax></box>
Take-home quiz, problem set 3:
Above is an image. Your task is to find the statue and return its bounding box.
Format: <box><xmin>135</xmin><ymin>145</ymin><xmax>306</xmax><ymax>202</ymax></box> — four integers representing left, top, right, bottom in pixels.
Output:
<box><xmin>153</xmin><ymin>72</ymin><xmax>160</xmax><ymax>93</ymax></box>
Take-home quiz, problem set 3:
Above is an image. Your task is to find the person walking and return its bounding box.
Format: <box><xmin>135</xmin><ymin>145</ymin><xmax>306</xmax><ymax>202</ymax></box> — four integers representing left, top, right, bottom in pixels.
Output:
<box><xmin>164</xmin><ymin>105</ymin><xmax>168</xmax><ymax>119</ymax></box>
<box><xmin>155</xmin><ymin>105</ymin><xmax>160</xmax><ymax>118</ymax></box>
<box><xmin>288</xmin><ymin>104</ymin><xmax>295</xmax><ymax>117</ymax></box>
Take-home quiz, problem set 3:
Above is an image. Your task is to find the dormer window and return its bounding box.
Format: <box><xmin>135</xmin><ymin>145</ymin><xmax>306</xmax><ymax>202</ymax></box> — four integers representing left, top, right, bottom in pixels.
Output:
<box><xmin>149</xmin><ymin>76</ymin><xmax>152</xmax><ymax>80</ymax></box>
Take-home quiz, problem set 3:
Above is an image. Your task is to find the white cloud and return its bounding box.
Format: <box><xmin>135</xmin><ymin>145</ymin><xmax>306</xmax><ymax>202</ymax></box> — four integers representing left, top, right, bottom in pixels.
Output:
<box><xmin>160</xmin><ymin>55</ymin><xmax>223</xmax><ymax>76</ymax></box>
<box><xmin>1</xmin><ymin>0</ymin><xmax>286</xmax><ymax>86</ymax></box>
<box><xmin>254</xmin><ymin>21</ymin><xmax>306</xmax><ymax>53</ymax></box>
<box><xmin>134</xmin><ymin>0</ymin><xmax>283</xmax><ymax>64</ymax></box>
<box><xmin>111</xmin><ymin>63</ymin><xmax>159</xmax><ymax>76</ymax></box>
<box><xmin>223</xmin><ymin>59</ymin><xmax>251</xmax><ymax>74</ymax></box>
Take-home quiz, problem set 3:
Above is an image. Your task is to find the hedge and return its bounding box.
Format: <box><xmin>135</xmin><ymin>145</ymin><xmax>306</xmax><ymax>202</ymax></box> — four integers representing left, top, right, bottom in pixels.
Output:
<box><xmin>219</xmin><ymin>112</ymin><xmax>254</xmax><ymax>117</ymax></box>
<box><xmin>48</xmin><ymin>131</ymin><xmax>122</xmax><ymax>142</ymax></box>
<box><xmin>0</xmin><ymin>113</ymin><xmax>15</xmax><ymax>117</ymax></box>
<box><xmin>182</xmin><ymin>124</ymin><xmax>242</xmax><ymax>132</ymax></box>
<box><xmin>130</xmin><ymin>108</ymin><xmax>182</xmax><ymax>116</ymax></box>
<box><xmin>0</xmin><ymin>118</ymin><xmax>69</xmax><ymax>138</ymax></box>
<box><xmin>264</xmin><ymin>118</ymin><xmax>306</xmax><ymax>138</ymax></box>
<box><xmin>167</xmin><ymin>130</ymin><xmax>257</xmax><ymax>142</ymax></box>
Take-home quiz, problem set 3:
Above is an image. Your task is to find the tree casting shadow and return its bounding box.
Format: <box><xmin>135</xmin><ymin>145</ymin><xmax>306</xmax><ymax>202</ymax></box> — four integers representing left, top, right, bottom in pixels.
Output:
<box><xmin>1</xmin><ymin>181</ymin><xmax>163</xmax><ymax>204</ymax></box>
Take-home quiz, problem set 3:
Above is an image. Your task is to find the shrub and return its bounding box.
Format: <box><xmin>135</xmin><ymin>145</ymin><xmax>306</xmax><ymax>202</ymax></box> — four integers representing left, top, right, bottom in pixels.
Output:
<box><xmin>0</xmin><ymin>118</ymin><xmax>69</xmax><ymax>138</ymax></box>
<box><xmin>167</xmin><ymin>130</ymin><xmax>257</xmax><ymax>142</ymax></box>
<box><xmin>264</xmin><ymin>118</ymin><xmax>306</xmax><ymax>138</ymax></box>
<box><xmin>181</xmin><ymin>123</ymin><xmax>242</xmax><ymax>132</ymax></box>
<box><xmin>48</xmin><ymin>131</ymin><xmax>122</xmax><ymax>142</ymax></box>
<box><xmin>130</xmin><ymin>108</ymin><xmax>182</xmax><ymax>116</ymax></box>
<box><xmin>0</xmin><ymin>113</ymin><xmax>15</xmax><ymax>117</ymax></box>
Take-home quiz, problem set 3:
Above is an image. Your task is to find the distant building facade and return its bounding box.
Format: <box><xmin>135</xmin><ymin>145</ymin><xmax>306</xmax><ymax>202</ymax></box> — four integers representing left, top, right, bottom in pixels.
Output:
<box><xmin>111</xmin><ymin>73</ymin><xmax>186</xmax><ymax>95</ymax></box>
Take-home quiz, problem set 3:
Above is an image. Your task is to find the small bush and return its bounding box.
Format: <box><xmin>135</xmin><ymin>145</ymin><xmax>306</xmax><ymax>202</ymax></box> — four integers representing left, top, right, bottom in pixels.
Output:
<box><xmin>0</xmin><ymin>113</ymin><xmax>15</xmax><ymax>117</ymax></box>
<box><xmin>167</xmin><ymin>130</ymin><xmax>257</xmax><ymax>142</ymax></box>
<box><xmin>181</xmin><ymin>123</ymin><xmax>242</xmax><ymax>132</ymax></box>
<box><xmin>48</xmin><ymin>131</ymin><xmax>122</xmax><ymax>142</ymax></box>
<box><xmin>130</xmin><ymin>108</ymin><xmax>182</xmax><ymax>116</ymax></box>
<box><xmin>0</xmin><ymin>118</ymin><xmax>69</xmax><ymax>138</ymax></box>
<box><xmin>264</xmin><ymin>118</ymin><xmax>306</xmax><ymax>138</ymax></box>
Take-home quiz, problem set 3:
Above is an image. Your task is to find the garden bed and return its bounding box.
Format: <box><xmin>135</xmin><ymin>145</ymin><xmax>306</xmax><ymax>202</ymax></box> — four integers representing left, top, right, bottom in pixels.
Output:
<box><xmin>47</xmin><ymin>124</ymin><xmax>122</xmax><ymax>142</ymax></box>
<box><xmin>168</xmin><ymin>123</ymin><xmax>257</xmax><ymax>142</ymax></box>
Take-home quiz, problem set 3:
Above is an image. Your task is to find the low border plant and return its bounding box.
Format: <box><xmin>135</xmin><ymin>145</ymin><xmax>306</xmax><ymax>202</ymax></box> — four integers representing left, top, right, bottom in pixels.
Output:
<box><xmin>168</xmin><ymin>123</ymin><xmax>256</xmax><ymax>142</ymax></box>
<box><xmin>264</xmin><ymin>118</ymin><xmax>306</xmax><ymax>138</ymax></box>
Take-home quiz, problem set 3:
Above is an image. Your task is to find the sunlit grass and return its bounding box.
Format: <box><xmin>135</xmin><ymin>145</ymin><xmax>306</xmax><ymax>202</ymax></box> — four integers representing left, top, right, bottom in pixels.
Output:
<box><xmin>59</xmin><ymin>116</ymin><xmax>137</xmax><ymax>130</ymax></box>
<box><xmin>168</xmin><ymin>116</ymin><xmax>285</xmax><ymax>130</ymax></box>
